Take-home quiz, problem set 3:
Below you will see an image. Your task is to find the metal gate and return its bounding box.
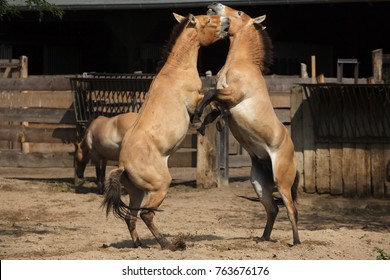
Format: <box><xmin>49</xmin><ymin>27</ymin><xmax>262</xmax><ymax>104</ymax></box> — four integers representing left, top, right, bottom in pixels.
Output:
<box><xmin>70</xmin><ymin>72</ymin><xmax>154</xmax><ymax>133</ymax></box>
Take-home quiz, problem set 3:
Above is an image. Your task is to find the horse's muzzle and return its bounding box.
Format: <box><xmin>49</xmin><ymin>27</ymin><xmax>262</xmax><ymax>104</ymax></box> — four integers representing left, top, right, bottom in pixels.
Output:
<box><xmin>207</xmin><ymin>2</ymin><xmax>224</xmax><ymax>15</ymax></box>
<box><xmin>220</xmin><ymin>16</ymin><xmax>230</xmax><ymax>37</ymax></box>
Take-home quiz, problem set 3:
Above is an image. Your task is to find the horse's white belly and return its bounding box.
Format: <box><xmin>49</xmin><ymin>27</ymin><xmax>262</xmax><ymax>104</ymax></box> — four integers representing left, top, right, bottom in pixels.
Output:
<box><xmin>229</xmin><ymin>99</ymin><xmax>272</xmax><ymax>159</ymax></box>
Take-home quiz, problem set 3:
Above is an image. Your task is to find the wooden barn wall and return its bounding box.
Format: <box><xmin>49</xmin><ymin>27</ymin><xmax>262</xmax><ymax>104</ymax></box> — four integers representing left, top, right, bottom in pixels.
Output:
<box><xmin>291</xmin><ymin>86</ymin><xmax>390</xmax><ymax>198</ymax></box>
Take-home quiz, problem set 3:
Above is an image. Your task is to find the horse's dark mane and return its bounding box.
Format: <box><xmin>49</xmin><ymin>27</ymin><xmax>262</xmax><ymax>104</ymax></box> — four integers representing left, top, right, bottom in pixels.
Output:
<box><xmin>255</xmin><ymin>24</ymin><xmax>273</xmax><ymax>74</ymax></box>
<box><xmin>156</xmin><ymin>16</ymin><xmax>190</xmax><ymax>73</ymax></box>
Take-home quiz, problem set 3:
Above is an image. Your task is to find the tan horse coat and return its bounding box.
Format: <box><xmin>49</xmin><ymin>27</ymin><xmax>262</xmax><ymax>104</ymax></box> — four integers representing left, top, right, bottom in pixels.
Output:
<box><xmin>203</xmin><ymin>3</ymin><xmax>300</xmax><ymax>245</ymax></box>
<box><xmin>102</xmin><ymin>13</ymin><xmax>230</xmax><ymax>250</ymax></box>
<box><xmin>75</xmin><ymin>112</ymin><xmax>138</xmax><ymax>193</ymax></box>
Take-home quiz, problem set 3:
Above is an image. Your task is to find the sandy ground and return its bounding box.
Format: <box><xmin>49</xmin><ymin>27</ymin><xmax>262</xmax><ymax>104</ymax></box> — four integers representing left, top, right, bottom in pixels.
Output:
<box><xmin>0</xmin><ymin>166</ymin><xmax>389</xmax><ymax>260</ymax></box>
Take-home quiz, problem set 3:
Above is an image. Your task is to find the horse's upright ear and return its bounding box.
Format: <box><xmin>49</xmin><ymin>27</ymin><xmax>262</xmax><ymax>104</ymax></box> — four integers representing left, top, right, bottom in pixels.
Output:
<box><xmin>173</xmin><ymin>13</ymin><xmax>185</xmax><ymax>23</ymax></box>
<box><xmin>253</xmin><ymin>15</ymin><xmax>266</xmax><ymax>26</ymax></box>
<box><xmin>188</xmin><ymin>14</ymin><xmax>196</xmax><ymax>25</ymax></box>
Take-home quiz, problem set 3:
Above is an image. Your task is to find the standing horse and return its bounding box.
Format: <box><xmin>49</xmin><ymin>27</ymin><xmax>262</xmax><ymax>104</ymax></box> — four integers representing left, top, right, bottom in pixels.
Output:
<box><xmin>102</xmin><ymin>13</ymin><xmax>230</xmax><ymax>250</ymax></box>
<box><xmin>75</xmin><ymin>112</ymin><xmax>138</xmax><ymax>194</ymax></box>
<box><xmin>193</xmin><ymin>3</ymin><xmax>300</xmax><ymax>245</ymax></box>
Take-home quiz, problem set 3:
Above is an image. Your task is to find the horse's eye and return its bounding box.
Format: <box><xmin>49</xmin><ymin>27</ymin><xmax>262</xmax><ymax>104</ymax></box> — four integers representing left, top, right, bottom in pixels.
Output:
<box><xmin>207</xmin><ymin>18</ymin><xmax>211</xmax><ymax>24</ymax></box>
<box><xmin>237</xmin><ymin>11</ymin><xmax>242</xmax><ymax>16</ymax></box>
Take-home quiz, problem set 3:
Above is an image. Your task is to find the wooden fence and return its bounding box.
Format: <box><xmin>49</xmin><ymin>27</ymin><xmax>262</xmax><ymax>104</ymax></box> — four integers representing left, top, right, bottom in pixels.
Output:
<box><xmin>291</xmin><ymin>85</ymin><xmax>390</xmax><ymax>198</ymax></box>
<box><xmin>0</xmin><ymin>75</ymin><xmax>198</xmax><ymax>168</ymax></box>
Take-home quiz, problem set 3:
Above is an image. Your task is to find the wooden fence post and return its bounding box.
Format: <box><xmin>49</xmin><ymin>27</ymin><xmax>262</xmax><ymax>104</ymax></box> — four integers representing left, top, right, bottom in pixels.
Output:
<box><xmin>217</xmin><ymin>121</ymin><xmax>229</xmax><ymax>188</ymax></box>
<box><xmin>372</xmin><ymin>49</ymin><xmax>383</xmax><ymax>83</ymax></box>
<box><xmin>20</xmin><ymin>56</ymin><xmax>28</xmax><ymax>78</ymax></box>
<box><xmin>20</xmin><ymin>56</ymin><xmax>30</xmax><ymax>154</ymax></box>
<box><xmin>311</xmin><ymin>55</ymin><xmax>316</xmax><ymax>84</ymax></box>
<box><xmin>196</xmin><ymin>106</ymin><xmax>229</xmax><ymax>189</ymax></box>
<box><xmin>196</xmin><ymin>75</ymin><xmax>229</xmax><ymax>188</ymax></box>
<box><xmin>196</xmin><ymin>109</ymin><xmax>218</xmax><ymax>189</ymax></box>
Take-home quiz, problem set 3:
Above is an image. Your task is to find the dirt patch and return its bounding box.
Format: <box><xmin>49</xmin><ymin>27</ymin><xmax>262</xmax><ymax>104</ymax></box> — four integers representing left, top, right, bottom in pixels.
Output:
<box><xmin>0</xmin><ymin>166</ymin><xmax>389</xmax><ymax>260</ymax></box>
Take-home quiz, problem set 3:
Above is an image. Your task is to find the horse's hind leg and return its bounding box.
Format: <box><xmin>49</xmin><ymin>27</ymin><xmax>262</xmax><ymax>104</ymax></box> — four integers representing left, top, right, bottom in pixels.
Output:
<box><xmin>124</xmin><ymin>209</ymin><xmax>143</xmax><ymax>248</ymax></box>
<box><xmin>273</xmin><ymin>148</ymin><xmax>301</xmax><ymax>245</ymax></box>
<box><xmin>139</xmin><ymin>184</ymin><xmax>177</xmax><ymax>251</ymax></box>
<box><xmin>124</xmin><ymin>187</ymin><xmax>147</xmax><ymax>248</ymax></box>
<box><xmin>119</xmin><ymin>174</ymin><xmax>145</xmax><ymax>248</ymax></box>
<box><xmin>250</xmin><ymin>157</ymin><xmax>279</xmax><ymax>242</ymax></box>
<box><xmin>104</xmin><ymin>168</ymin><xmax>144</xmax><ymax>248</ymax></box>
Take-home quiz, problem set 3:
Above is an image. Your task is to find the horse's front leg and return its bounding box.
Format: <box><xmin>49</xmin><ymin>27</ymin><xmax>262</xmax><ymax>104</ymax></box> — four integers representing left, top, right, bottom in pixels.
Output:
<box><xmin>196</xmin><ymin>104</ymin><xmax>223</xmax><ymax>136</ymax></box>
<box><xmin>191</xmin><ymin>90</ymin><xmax>216</xmax><ymax>129</ymax></box>
<box><xmin>95</xmin><ymin>160</ymin><xmax>104</xmax><ymax>194</ymax></box>
<box><xmin>100</xmin><ymin>159</ymin><xmax>107</xmax><ymax>194</ymax></box>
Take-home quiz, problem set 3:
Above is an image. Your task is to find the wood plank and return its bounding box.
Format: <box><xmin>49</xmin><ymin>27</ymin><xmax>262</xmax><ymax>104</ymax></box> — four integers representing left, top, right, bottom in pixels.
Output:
<box><xmin>26</xmin><ymin>126</ymin><xmax>76</xmax><ymax>143</ymax></box>
<box><xmin>290</xmin><ymin>86</ymin><xmax>304</xmax><ymax>191</ymax></box>
<box><xmin>342</xmin><ymin>145</ymin><xmax>357</xmax><ymax>197</ymax></box>
<box><xmin>0</xmin><ymin>75</ymin><xmax>73</xmax><ymax>91</ymax></box>
<box><xmin>229</xmin><ymin>154</ymin><xmax>251</xmax><ymax>168</ymax></box>
<box><xmin>0</xmin><ymin>125</ymin><xmax>22</xmax><ymax>142</ymax></box>
<box><xmin>28</xmin><ymin>143</ymin><xmax>74</xmax><ymax>153</ymax></box>
<box><xmin>169</xmin><ymin>150</ymin><xmax>196</xmax><ymax>168</ymax></box>
<box><xmin>274</xmin><ymin>108</ymin><xmax>291</xmax><ymax>124</ymax></box>
<box><xmin>0</xmin><ymin>125</ymin><xmax>76</xmax><ymax>143</ymax></box>
<box><xmin>315</xmin><ymin>143</ymin><xmax>330</xmax><ymax>194</ymax></box>
<box><xmin>0</xmin><ymin>107</ymin><xmax>76</xmax><ymax>124</ymax></box>
<box><xmin>3</xmin><ymin>67</ymin><xmax>11</xmax><ymax>78</ymax></box>
<box><xmin>0</xmin><ymin>59</ymin><xmax>20</xmax><ymax>66</ymax></box>
<box><xmin>356</xmin><ymin>144</ymin><xmax>371</xmax><ymax>197</ymax></box>
<box><xmin>342</xmin><ymin>90</ymin><xmax>357</xmax><ymax>197</ymax></box>
<box><xmin>371</xmin><ymin>144</ymin><xmax>385</xmax><ymax>198</ymax></box>
<box><xmin>385</xmin><ymin>144</ymin><xmax>390</xmax><ymax>198</ymax></box>
<box><xmin>329</xmin><ymin>143</ymin><xmax>343</xmax><ymax>195</ymax></box>
<box><xmin>228</xmin><ymin>130</ymin><xmax>240</xmax><ymax>155</ymax></box>
<box><xmin>178</xmin><ymin>132</ymin><xmax>197</xmax><ymax>149</ymax></box>
<box><xmin>269</xmin><ymin>92</ymin><xmax>290</xmax><ymax>108</ymax></box>
<box><xmin>0</xmin><ymin>90</ymin><xmax>73</xmax><ymax>108</ymax></box>
<box><xmin>0</xmin><ymin>150</ymin><xmax>74</xmax><ymax>168</ymax></box>
<box><xmin>302</xmin><ymin>86</ymin><xmax>316</xmax><ymax>193</ymax></box>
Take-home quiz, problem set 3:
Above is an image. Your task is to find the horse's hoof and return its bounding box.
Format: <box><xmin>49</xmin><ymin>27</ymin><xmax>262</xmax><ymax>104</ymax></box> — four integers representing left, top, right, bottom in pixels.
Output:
<box><xmin>191</xmin><ymin>120</ymin><xmax>203</xmax><ymax>129</ymax></box>
<box><xmin>253</xmin><ymin>236</ymin><xmax>267</xmax><ymax>243</ymax></box>
<box><xmin>134</xmin><ymin>242</ymin><xmax>149</xmax><ymax>249</ymax></box>
<box><xmin>293</xmin><ymin>240</ymin><xmax>301</xmax><ymax>246</ymax></box>
<box><xmin>76</xmin><ymin>178</ymin><xmax>86</xmax><ymax>186</ymax></box>
<box><xmin>253</xmin><ymin>236</ymin><xmax>275</xmax><ymax>243</ymax></box>
<box><xmin>197</xmin><ymin>127</ymin><xmax>206</xmax><ymax>136</ymax></box>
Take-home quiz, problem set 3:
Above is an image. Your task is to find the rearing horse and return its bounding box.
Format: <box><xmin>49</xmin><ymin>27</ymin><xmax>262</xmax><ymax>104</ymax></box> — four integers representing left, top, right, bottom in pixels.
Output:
<box><xmin>102</xmin><ymin>13</ymin><xmax>230</xmax><ymax>250</ymax></box>
<box><xmin>194</xmin><ymin>3</ymin><xmax>300</xmax><ymax>245</ymax></box>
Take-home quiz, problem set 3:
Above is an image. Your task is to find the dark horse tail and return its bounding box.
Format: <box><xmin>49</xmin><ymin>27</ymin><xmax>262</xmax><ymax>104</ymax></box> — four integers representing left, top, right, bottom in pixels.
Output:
<box><xmin>101</xmin><ymin>168</ymin><xmax>129</xmax><ymax>220</ymax></box>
